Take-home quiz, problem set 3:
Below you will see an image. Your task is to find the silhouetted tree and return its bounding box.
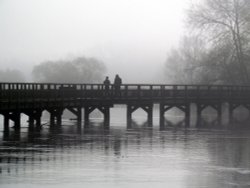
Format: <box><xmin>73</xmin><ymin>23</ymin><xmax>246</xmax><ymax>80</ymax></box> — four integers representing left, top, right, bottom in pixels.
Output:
<box><xmin>165</xmin><ymin>0</ymin><xmax>250</xmax><ymax>84</ymax></box>
<box><xmin>0</xmin><ymin>69</ymin><xmax>25</xmax><ymax>82</ymax></box>
<box><xmin>32</xmin><ymin>56</ymin><xmax>107</xmax><ymax>83</ymax></box>
<box><xmin>165</xmin><ymin>35</ymin><xmax>246</xmax><ymax>84</ymax></box>
<box><xmin>188</xmin><ymin>0</ymin><xmax>250</xmax><ymax>84</ymax></box>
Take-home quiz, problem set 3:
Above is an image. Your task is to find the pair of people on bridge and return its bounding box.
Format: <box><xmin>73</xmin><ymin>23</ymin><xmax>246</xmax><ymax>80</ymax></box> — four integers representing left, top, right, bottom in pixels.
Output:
<box><xmin>103</xmin><ymin>74</ymin><xmax>122</xmax><ymax>97</ymax></box>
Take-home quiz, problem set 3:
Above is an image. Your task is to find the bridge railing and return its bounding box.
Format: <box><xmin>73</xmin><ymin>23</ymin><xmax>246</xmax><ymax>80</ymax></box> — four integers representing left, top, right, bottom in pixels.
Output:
<box><xmin>0</xmin><ymin>83</ymin><xmax>250</xmax><ymax>103</ymax></box>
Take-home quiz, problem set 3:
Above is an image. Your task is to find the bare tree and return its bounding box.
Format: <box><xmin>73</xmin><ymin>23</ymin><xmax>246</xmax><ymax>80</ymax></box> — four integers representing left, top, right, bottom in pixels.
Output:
<box><xmin>165</xmin><ymin>36</ymin><xmax>209</xmax><ymax>84</ymax></box>
<box><xmin>32</xmin><ymin>56</ymin><xmax>107</xmax><ymax>83</ymax></box>
<box><xmin>188</xmin><ymin>0</ymin><xmax>250</xmax><ymax>84</ymax></box>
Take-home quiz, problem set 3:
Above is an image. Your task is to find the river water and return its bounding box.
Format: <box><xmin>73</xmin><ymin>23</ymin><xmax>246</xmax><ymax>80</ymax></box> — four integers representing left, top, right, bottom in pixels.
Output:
<box><xmin>1</xmin><ymin>107</ymin><xmax>250</xmax><ymax>188</ymax></box>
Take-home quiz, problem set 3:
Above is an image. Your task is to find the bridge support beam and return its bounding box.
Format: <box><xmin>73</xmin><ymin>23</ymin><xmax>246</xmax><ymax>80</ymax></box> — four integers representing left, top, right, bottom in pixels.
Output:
<box><xmin>3</xmin><ymin>112</ymin><xmax>10</xmax><ymax>132</ymax></box>
<box><xmin>48</xmin><ymin>109</ymin><xmax>63</xmax><ymax>126</ymax></box>
<box><xmin>185</xmin><ymin>104</ymin><xmax>191</xmax><ymax>127</ymax></box>
<box><xmin>84</xmin><ymin>106</ymin><xmax>112</xmax><ymax>126</ymax></box>
<box><xmin>29</xmin><ymin>116</ymin><xmax>35</xmax><ymax>127</ymax></box>
<box><xmin>127</xmin><ymin>104</ymin><xmax>153</xmax><ymax>127</ymax></box>
<box><xmin>159</xmin><ymin>103</ymin><xmax>190</xmax><ymax>128</ymax></box>
<box><xmin>100</xmin><ymin>106</ymin><xmax>110</xmax><ymax>126</ymax></box>
<box><xmin>24</xmin><ymin>110</ymin><xmax>43</xmax><ymax>128</ymax></box>
<box><xmin>3</xmin><ymin>112</ymin><xmax>21</xmax><ymax>130</ymax></box>
<box><xmin>12</xmin><ymin>112</ymin><xmax>21</xmax><ymax>129</ymax></box>
<box><xmin>84</xmin><ymin>106</ymin><xmax>95</xmax><ymax>124</ymax></box>
<box><xmin>67</xmin><ymin>107</ymin><xmax>82</xmax><ymax>124</ymax></box>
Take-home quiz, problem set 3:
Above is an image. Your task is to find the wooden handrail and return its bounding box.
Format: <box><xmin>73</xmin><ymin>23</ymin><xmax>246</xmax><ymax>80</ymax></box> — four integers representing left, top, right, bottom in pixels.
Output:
<box><xmin>1</xmin><ymin>82</ymin><xmax>250</xmax><ymax>90</ymax></box>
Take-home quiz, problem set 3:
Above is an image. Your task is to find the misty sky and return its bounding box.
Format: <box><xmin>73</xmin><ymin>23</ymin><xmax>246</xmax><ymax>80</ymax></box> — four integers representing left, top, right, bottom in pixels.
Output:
<box><xmin>0</xmin><ymin>0</ymin><xmax>188</xmax><ymax>83</ymax></box>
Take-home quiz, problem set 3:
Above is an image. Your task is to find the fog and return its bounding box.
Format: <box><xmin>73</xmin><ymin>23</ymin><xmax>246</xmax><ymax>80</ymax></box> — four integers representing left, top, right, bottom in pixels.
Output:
<box><xmin>0</xmin><ymin>0</ymin><xmax>188</xmax><ymax>83</ymax></box>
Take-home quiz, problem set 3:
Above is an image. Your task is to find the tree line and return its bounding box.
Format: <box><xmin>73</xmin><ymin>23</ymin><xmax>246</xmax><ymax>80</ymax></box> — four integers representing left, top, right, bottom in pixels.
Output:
<box><xmin>165</xmin><ymin>0</ymin><xmax>250</xmax><ymax>85</ymax></box>
<box><xmin>0</xmin><ymin>56</ymin><xmax>106</xmax><ymax>83</ymax></box>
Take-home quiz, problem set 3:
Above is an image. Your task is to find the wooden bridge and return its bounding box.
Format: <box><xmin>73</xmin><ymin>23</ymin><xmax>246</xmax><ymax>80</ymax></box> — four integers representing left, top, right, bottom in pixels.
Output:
<box><xmin>1</xmin><ymin>82</ymin><xmax>250</xmax><ymax>130</ymax></box>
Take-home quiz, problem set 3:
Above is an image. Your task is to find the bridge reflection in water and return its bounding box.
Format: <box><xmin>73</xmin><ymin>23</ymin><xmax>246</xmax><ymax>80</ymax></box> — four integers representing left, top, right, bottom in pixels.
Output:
<box><xmin>1</xmin><ymin>119</ymin><xmax>250</xmax><ymax>187</ymax></box>
<box><xmin>1</xmin><ymin>82</ymin><xmax>250</xmax><ymax>131</ymax></box>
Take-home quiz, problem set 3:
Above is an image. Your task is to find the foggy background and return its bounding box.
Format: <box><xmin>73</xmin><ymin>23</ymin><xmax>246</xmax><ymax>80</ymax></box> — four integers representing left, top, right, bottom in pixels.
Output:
<box><xmin>2</xmin><ymin>0</ymin><xmax>249</xmax><ymax>84</ymax></box>
<box><xmin>0</xmin><ymin>0</ymin><xmax>188</xmax><ymax>83</ymax></box>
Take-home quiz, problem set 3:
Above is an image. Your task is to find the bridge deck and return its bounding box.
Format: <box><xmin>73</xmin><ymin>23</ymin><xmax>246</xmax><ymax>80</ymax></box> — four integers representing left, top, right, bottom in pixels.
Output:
<box><xmin>1</xmin><ymin>83</ymin><xmax>250</xmax><ymax>109</ymax></box>
<box><xmin>1</xmin><ymin>82</ymin><xmax>250</xmax><ymax>129</ymax></box>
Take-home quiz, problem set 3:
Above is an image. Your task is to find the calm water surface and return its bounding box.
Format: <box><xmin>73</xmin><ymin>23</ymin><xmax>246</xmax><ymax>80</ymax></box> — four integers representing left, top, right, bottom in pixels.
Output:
<box><xmin>1</xmin><ymin>108</ymin><xmax>250</xmax><ymax>188</ymax></box>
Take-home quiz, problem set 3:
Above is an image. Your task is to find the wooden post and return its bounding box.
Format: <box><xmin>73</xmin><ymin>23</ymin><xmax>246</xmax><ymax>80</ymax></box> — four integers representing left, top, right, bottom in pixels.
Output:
<box><xmin>13</xmin><ymin>112</ymin><xmax>21</xmax><ymax>130</ymax></box>
<box><xmin>3</xmin><ymin>113</ymin><xmax>10</xmax><ymax>132</ymax></box>
<box><xmin>103</xmin><ymin>107</ymin><xmax>110</xmax><ymax>127</ymax></box>
<box><xmin>56</xmin><ymin>113</ymin><xmax>62</xmax><ymax>125</ymax></box>
<box><xmin>35</xmin><ymin>110</ymin><xmax>42</xmax><ymax>127</ymax></box>
<box><xmin>127</xmin><ymin>105</ymin><xmax>132</xmax><ymax>128</ymax></box>
<box><xmin>50</xmin><ymin>110</ymin><xmax>56</xmax><ymax>126</ymax></box>
<box><xmin>49</xmin><ymin>109</ymin><xmax>63</xmax><ymax>126</ymax></box>
<box><xmin>36</xmin><ymin>115</ymin><xmax>41</xmax><ymax>127</ymax></box>
<box><xmin>127</xmin><ymin>105</ymin><xmax>132</xmax><ymax>125</ymax></box>
<box><xmin>197</xmin><ymin>104</ymin><xmax>202</xmax><ymax>127</ymax></box>
<box><xmin>77</xmin><ymin>107</ymin><xmax>82</xmax><ymax>124</ymax></box>
<box><xmin>84</xmin><ymin>107</ymin><xmax>90</xmax><ymax>123</ymax></box>
<box><xmin>147</xmin><ymin>105</ymin><xmax>153</xmax><ymax>126</ymax></box>
<box><xmin>29</xmin><ymin>116</ymin><xmax>35</xmax><ymax>127</ymax></box>
<box><xmin>185</xmin><ymin>104</ymin><xmax>190</xmax><ymax>127</ymax></box>
<box><xmin>159</xmin><ymin>104</ymin><xmax>165</xmax><ymax>127</ymax></box>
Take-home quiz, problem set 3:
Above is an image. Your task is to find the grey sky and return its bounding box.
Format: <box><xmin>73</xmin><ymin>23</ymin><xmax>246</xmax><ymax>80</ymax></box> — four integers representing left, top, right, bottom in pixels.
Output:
<box><xmin>0</xmin><ymin>0</ymin><xmax>188</xmax><ymax>83</ymax></box>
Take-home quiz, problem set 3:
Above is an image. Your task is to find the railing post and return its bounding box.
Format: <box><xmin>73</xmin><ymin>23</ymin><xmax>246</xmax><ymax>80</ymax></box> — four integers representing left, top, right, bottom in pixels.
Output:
<box><xmin>197</xmin><ymin>86</ymin><xmax>200</xmax><ymax>101</ymax></box>
<box><xmin>161</xmin><ymin>86</ymin><xmax>164</xmax><ymax>98</ymax></box>
<box><xmin>138</xmin><ymin>85</ymin><xmax>141</xmax><ymax>99</ymax></box>
<box><xmin>173</xmin><ymin>85</ymin><xmax>177</xmax><ymax>100</ymax></box>
<box><xmin>125</xmin><ymin>85</ymin><xmax>128</xmax><ymax>98</ymax></box>
<box><xmin>150</xmin><ymin>85</ymin><xmax>153</xmax><ymax>98</ymax></box>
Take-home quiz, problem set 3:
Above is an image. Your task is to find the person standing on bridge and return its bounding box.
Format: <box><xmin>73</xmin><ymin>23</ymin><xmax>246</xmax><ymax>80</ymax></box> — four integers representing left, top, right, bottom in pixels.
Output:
<box><xmin>103</xmin><ymin>76</ymin><xmax>111</xmax><ymax>97</ymax></box>
<box><xmin>114</xmin><ymin>74</ymin><xmax>122</xmax><ymax>97</ymax></box>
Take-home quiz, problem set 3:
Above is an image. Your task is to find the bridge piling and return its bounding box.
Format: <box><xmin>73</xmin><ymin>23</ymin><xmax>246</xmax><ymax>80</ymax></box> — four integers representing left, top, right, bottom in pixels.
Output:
<box><xmin>34</xmin><ymin>111</ymin><xmax>42</xmax><ymax>127</ymax></box>
<box><xmin>56</xmin><ymin>112</ymin><xmax>62</xmax><ymax>125</ymax></box>
<box><xmin>103</xmin><ymin>107</ymin><xmax>110</xmax><ymax>126</ymax></box>
<box><xmin>84</xmin><ymin>106</ymin><xmax>94</xmax><ymax>123</ymax></box>
<box><xmin>24</xmin><ymin>110</ymin><xmax>42</xmax><ymax>128</ymax></box>
<box><xmin>159</xmin><ymin>104</ymin><xmax>165</xmax><ymax>127</ymax></box>
<box><xmin>29</xmin><ymin>116</ymin><xmax>35</xmax><ymax>127</ymax></box>
<box><xmin>127</xmin><ymin>105</ymin><xmax>132</xmax><ymax>126</ymax></box>
<box><xmin>185</xmin><ymin>104</ymin><xmax>190</xmax><ymax>127</ymax></box>
<box><xmin>49</xmin><ymin>109</ymin><xmax>63</xmax><ymax>126</ymax></box>
<box><xmin>197</xmin><ymin>104</ymin><xmax>203</xmax><ymax>126</ymax></box>
<box><xmin>3</xmin><ymin>113</ymin><xmax>10</xmax><ymax>131</ymax></box>
<box><xmin>50</xmin><ymin>112</ymin><xmax>56</xmax><ymax>126</ymax></box>
<box><xmin>2</xmin><ymin>112</ymin><xmax>20</xmax><ymax>130</ymax></box>
<box><xmin>147</xmin><ymin>105</ymin><xmax>153</xmax><ymax>126</ymax></box>
<box><xmin>96</xmin><ymin>106</ymin><xmax>110</xmax><ymax>126</ymax></box>
<box><xmin>11</xmin><ymin>112</ymin><xmax>21</xmax><ymax>129</ymax></box>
